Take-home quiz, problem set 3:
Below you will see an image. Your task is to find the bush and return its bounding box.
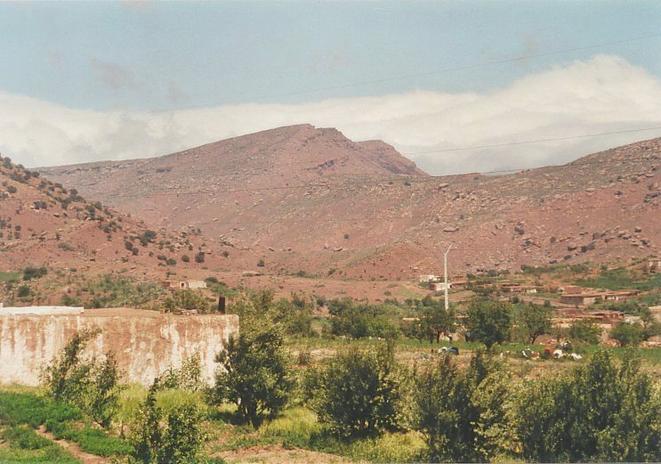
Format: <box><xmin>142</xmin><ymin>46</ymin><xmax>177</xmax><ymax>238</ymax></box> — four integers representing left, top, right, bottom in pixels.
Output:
<box><xmin>22</xmin><ymin>266</ymin><xmax>47</xmax><ymax>281</ymax></box>
<box><xmin>309</xmin><ymin>343</ymin><xmax>401</xmax><ymax>439</ymax></box>
<box><xmin>131</xmin><ymin>382</ymin><xmax>206</xmax><ymax>464</ymax></box>
<box><xmin>163</xmin><ymin>289</ymin><xmax>211</xmax><ymax>313</ymax></box>
<box><xmin>212</xmin><ymin>327</ymin><xmax>292</xmax><ymax>428</ymax></box>
<box><xmin>156</xmin><ymin>355</ymin><xmax>205</xmax><ymax>392</ymax></box>
<box><xmin>17</xmin><ymin>285</ymin><xmax>31</xmax><ymax>298</ymax></box>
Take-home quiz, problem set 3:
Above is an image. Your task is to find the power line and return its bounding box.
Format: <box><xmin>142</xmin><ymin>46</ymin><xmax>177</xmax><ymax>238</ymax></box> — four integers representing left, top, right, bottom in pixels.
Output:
<box><xmin>405</xmin><ymin>125</ymin><xmax>661</xmax><ymax>155</ymax></box>
<box><xmin>247</xmin><ymin>31</ymin><xmax>661</xmax><ymax>100</ymax></box>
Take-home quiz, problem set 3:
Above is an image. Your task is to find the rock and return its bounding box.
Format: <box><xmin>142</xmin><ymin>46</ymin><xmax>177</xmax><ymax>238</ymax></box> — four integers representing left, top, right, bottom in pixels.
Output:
<box><xmin>443</xmin><ymin>226</ymin><xmax>459</xmax><ymax>233</ymax></box>
<box><xmin>634</xmin><ymin>226</ymin><xmax>642</xmax><ymax>233</ymax></box>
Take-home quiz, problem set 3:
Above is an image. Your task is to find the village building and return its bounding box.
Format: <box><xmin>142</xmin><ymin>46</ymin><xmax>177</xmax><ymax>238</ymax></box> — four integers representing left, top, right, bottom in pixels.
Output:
<box><xmin>165</xmin><ymin>279</ymin><xmax>207</xmax><ymax>290</ymax></box>
<box><xmin>559</xmin><ymin>286</ymin><xmax>637</xmax><ymax>306</ymax></box>
<box><xmin>419</xmin><ymin>274</ymin><xmax>440</xmax><ymax>283</ymax></box>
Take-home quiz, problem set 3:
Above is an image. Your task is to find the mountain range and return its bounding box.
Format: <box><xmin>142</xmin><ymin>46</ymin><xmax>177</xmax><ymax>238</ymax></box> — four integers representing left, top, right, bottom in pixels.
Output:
<box><xmin>29</xmin><ymin>124</ymin><xmax>661</xmax><ymax>279</ymax></box>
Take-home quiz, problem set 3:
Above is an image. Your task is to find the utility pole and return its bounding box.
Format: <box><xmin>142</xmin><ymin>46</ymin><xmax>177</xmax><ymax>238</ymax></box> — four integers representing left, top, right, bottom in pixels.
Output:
<box><xmin>443</xmin><ymin>244</ymin><xmax>453</xmax><ymax>310</ymax></box>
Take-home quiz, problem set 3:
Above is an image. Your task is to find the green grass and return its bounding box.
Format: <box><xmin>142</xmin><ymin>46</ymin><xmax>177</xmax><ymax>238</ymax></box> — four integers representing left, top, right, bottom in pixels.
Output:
<box><xmin>46</xmin><ymin>421</ymin><xmax>132</xmax><ymax>457</ymax></box>
<box><xmin>0</xmin><ymin>425</ymin><xmax>79</xmax><ymax>463</ymax></box>
<box><xmin>209</xmin><ymin>406</ymin><xmax>425</xmax><ymax>463</ymax></box>
<box><xmin>0</xmin><ymin>271</ymin><xmax>20</xmax><ymax>283</ymax></box>
<box><xmin>0</xmin><ymin>389</ymin><xmax>131</xmax><ymax>458</ymax></box>
<box><xmin>577</xmin><ymin>268</ymin><xmax>661</xmax><ymax>291</ymax></box>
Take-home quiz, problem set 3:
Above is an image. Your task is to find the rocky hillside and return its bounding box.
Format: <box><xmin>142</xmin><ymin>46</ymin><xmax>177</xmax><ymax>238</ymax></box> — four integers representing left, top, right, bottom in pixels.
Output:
<box><xmin>39</xmin><ymin>127</ymin><xmax>661</xmax><ymax>279</ymax></box>
<box><xmin>0</xmin><ymin>154</ymin><xmax>235</xmax><ymax>274</ymax></box>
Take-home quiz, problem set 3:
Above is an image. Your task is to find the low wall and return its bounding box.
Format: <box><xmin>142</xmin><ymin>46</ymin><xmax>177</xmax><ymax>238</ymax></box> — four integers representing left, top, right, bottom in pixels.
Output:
<box><xmin>0</xmin><ymin>308</ymin><xmax>239</xmax><ymax>386</ymax></box>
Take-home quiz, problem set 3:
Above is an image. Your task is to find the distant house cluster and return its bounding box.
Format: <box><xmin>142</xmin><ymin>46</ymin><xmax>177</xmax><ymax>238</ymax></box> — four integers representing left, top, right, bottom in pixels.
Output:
<box><xmin>559</xmin><ymin>287</ymin><xmax>638</xmax><ymax>306</ymax></box>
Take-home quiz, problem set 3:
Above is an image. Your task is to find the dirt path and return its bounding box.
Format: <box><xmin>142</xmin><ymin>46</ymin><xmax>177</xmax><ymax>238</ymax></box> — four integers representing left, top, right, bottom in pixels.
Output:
<box><xmin>218</xmin><ymin>444</ymin><xmax>353</xmax><ymax>464</ymax></box>
<box><xmin>36</xmin><ymin>426</ymin><xmax>109</xmax><ymax>464</ymax></box>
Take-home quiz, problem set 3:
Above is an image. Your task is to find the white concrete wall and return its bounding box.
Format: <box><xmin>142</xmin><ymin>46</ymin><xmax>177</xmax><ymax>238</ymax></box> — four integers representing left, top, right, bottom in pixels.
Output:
<box><xmin>0</xmin><ymin>312</ymin><xmax>239</xmax><ymax>386</ymax></box>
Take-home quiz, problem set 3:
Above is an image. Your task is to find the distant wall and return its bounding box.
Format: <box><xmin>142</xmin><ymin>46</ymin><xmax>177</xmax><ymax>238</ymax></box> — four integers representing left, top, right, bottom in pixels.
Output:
<box><xmin>0</xmin><ymin>310</ymin><xmax>239</xmax><ymax>386</ymax></box>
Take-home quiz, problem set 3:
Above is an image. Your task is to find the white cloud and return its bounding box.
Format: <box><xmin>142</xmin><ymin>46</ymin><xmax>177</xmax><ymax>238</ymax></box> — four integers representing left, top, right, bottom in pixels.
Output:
<box><xmin>2</xmin><ymin>54</ymin><xmax>661</xmax><ymax>174</ymax></box>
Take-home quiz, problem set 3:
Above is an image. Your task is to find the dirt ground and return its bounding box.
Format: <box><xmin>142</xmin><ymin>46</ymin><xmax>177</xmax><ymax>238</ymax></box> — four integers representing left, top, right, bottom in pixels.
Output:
<box><xmin>218</xmin><ymin>444</ymin><xmax>353</xmax><ymax>464</ymax></box>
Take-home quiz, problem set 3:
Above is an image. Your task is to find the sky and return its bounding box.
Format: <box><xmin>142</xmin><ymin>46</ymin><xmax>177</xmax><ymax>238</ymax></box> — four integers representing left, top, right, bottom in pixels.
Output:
<box><xmin>1</xmin><ymin>0</ymin><xmax>661</xmax><ymax>174</ymax></box>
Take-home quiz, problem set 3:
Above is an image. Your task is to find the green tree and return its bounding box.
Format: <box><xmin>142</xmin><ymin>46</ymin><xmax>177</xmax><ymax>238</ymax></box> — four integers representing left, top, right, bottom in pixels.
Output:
<box><xmin>212</xmin><ymin>328</ymin><xmax>292</xmax><ymax>428</ymax></box>
<box><xmin>413</xmin><ymin>352</ymin><xmax>503</xmax><ymax>462</ymax></box>
<box><xmin>131</xmin><ymin>381</ymin><xmax>206</xmax><ymax>464</ymax></box>
<box><xmin>310</xmin><ymin>343</ymin><xmax>401</xmax><ymax>439</ymax></box>
<box><xmin>516</xmin><ymin>351</ymin><xmax>661</xmax><ymax>462</ymax></box>
<box><xmin>610</xmin><ymin>322</ymin><xmax>645</xmax><ymax>347</ymax></box>
<box><xmin>514</xmin><ymin>303</ymin><xmax>552</xmax><ymax>343</ymax></box>
<box><xmin>411</xmin><ymin>297</ymin><xmax>456</xmax><ymax>343</ymax></box>
<box><xmin>42</xmin><ymin>328</ymin><xmax>122</xmax><ymax>428</ymax></box>
<box><xmin>464</xmin><ymin>300</ymin><xmax>512</xmax><ymax>349</ymax></box>
<box><xmin>568</xmin><ymin>320</ymin><xmax>602</xmax><ymax>344</ymax></box>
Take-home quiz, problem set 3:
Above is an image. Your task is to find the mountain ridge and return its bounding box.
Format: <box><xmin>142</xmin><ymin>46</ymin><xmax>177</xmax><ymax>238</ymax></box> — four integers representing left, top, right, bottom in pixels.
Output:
<box><xmin>38</xmin><ymin>127</ymin><xmax>661</xmax><ymax>279</ymax></box>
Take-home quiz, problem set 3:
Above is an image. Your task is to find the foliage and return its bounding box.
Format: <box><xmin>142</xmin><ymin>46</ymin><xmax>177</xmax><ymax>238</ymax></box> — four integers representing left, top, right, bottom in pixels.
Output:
<box><xmin>0</xmin><ymin>425</ymin><xmax>78</xmax><ymax>463</ymax></box>
<box><xmin>163</xmin><ymin>289</ymin><xmax>211</xmax><ymax>313</ymax></box>
<box><xmin>0</xmin><ymin>391</ymin><xmax>81</xmax><ymax>428</ymax></box>
<box><xmin>155</xmin><ymin>355</ymin><xmax>205</xmax><ymax>392</ymax></box>
<box><xmin>577</xmin><ymin>267</ymin><xmax>661</xmax><ymax>291</ymax></box>
<box><xmin>130</xmin><ymin>381</ymin><xmax>206</xmax><ymax>464</ymax></box>
<box><xmin>516</xmin><ymin>351</ymin><xmax>661</xmax><ymax>462</ymax></box>
<box><xmin>464</xmin><ymin>299</ymin><xmax>513</xmax><ymax>349</ymax></box>
<box><xmin>568</xmin><ymin>320</ymin><xmax>602</xmax><ymax>344</ymax></box>
<box><xmin>22</xmin><ymin>266</ymin><xmax>47</xmax><ymax>281</ymax></box>
<box><xmin>308</xmin><ymin>343</ymin><xmax>401</xmax><ymax>439</ymax></box>
<box><xmin>84</xmin><ymin>274</ymin><xmax>164</xmax><ymax>308</ymax></box>
<box><xmin>412</xmin><ymin>352</ymin><xmax>506</xmax><ymax>462</ymax></box>
<box><xmin>408</xmin><ymin>296</ymin><xmax>456</xmax><ymax>343</ymax></box>
<box><xmin>610</xmin><ymin>322</ymin><xmax>645</xmax><ymax>347</ymax></box>
<box><xmin>41</xmin><ymin>328</ymin><xmax>122</xmax><ymax>428</ymax></box>
<box><xmin>327</xmin><ymin>298</ymin><xmax>400</xmax><ymax>339</ymax></box>
<box><xmin>212</xmin><ymin>325</ymin><xmax>293</xmax><ymax>428</ymax></box>
<box><xmin>513</xmin><ymin>302</ymin><xmax>553</xmax><ymax>343</ymax></box>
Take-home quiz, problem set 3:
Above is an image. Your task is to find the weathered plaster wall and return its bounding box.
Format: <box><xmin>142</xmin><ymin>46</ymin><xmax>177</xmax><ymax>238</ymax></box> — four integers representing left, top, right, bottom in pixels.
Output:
<box><xmin>0</xmin><ymin>309</ymin><xmax>239</xmax><ymax>386</ymax></box>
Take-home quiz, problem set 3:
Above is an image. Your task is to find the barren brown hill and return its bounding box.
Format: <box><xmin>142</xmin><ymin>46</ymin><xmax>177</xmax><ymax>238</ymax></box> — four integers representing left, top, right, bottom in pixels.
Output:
<box><xmin>40</xmin><ymin>126</ymin><xmax>661</xmax><ymax>279</ymax></box>
<box><xmin>0</xmin><ymin>155</ymin><xmax>241</xmax><ymax>275</ymax></box>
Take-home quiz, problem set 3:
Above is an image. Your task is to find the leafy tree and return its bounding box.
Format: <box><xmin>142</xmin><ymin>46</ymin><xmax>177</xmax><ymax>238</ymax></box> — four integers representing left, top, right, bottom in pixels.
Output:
<box><xmin>610</xmin><ymin>322</ymin><xmax>645</xmax><ymax>347</ymax></box>
<box><xmin>410</xmin><ymin>297</ymin><xmax>456</xmax><ymax>343</ymax></box>
<box><xmin>42</xmin><ymin>328</ymin><xmax>122</xmax><ymax>428</ymax></box>
<box><xmin>327</xmin><ymin>298</ymin><xmax>399</xmax><ymax>339</ymax></box>
<box><xmin>413</xmin><ymin>352</ymin><xmax>504</xmax><ymax>462</ymax></box>
<box><xmin>567</xmin><ymin>320</ymin><xmax>602</xmax><ymax>344</ymax></box>
<box><xmin>464</xmin><ymin>300</ymin><xmax>512</xmax><ymax>349</ymax></box>
<box><xmin>212</xmin><ymin>327</ymin><xmax>292</xmax><ymax>428</ymax></box>
<box><xmin>516</xmin><ymin>351</ymin><xmax>661</xmax><ymax>462</ymax></box>
<box><xmin>310</xmin><ymin>343</ymin><xmax>401</xmax><ymax>439</ymax></box>
<box><xmin>514</xmin><ymin>303</ymin><xmax>552</xmax><ymax>343</ymax></box>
